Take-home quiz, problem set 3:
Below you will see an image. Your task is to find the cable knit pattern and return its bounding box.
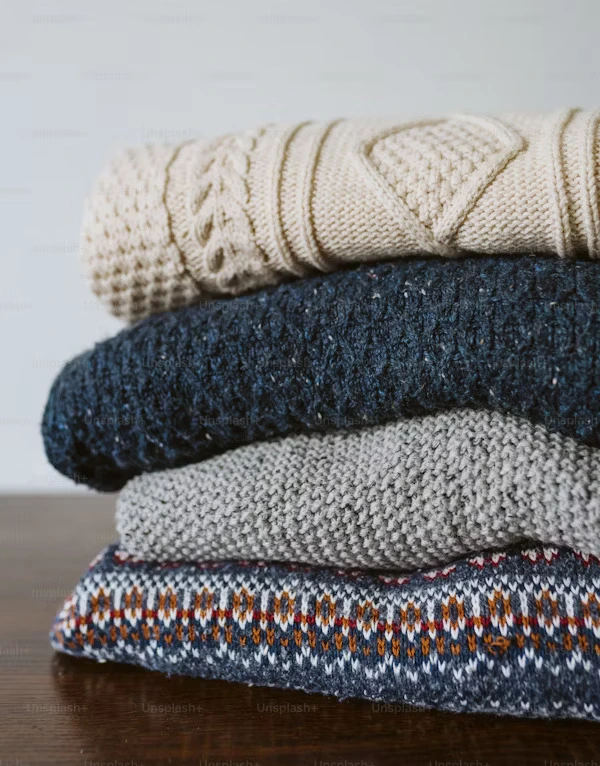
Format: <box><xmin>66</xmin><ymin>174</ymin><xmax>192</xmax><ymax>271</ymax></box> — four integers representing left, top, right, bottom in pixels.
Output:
<box><xmin>116</xmin><ymin>410</ymin><xmax>600</xmax><ymax>571</ymax></box>
<box><xmin>42</xmin><ymin>257</ymin><xmax>600</xmax><ymax>492</ymax></box>
<box><xmin>51</xmin><ymin>544</ymin><xmax>600</xmax><ymax>720</ymax></box>
<box><xmin>82</xmin><ymin>110</ymin><xmax>600</xmax><ymax>320</ymax></box>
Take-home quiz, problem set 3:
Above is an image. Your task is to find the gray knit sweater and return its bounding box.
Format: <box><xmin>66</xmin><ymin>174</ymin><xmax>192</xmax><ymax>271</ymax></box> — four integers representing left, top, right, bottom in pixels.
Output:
<box><xmin>116</xmin><ymin>409</ymin><xmax>600</xmax><ymax>570</ymax></box>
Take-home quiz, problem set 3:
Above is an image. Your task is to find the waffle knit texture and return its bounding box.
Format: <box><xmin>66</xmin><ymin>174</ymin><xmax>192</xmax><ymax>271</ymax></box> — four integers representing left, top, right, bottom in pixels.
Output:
<box><xmin>116</xmin><ymin>410</ymin><xmax>600</xmax><ymax>571</ymax></box>
<box><xmin>50</xmin><ymin>544</ymin><xmax>600</xmax><ymax>720</ymax></box>
<box><xmin>42</xmin><ymin>257</ymin><xmax>600</xmax><ymax>491</ymax></box>
<box><xmin>82</xmin><ymin>109</ymin><xmax>600</xmax><ymax>321</ymax></box>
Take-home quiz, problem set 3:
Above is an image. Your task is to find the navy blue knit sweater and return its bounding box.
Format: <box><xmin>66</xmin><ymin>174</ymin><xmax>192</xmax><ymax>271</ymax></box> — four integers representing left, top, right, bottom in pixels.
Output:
<box><xmin>42</xmin><ymin>257</ymin><xmax>600</xmax><ymax>491</ymax></box>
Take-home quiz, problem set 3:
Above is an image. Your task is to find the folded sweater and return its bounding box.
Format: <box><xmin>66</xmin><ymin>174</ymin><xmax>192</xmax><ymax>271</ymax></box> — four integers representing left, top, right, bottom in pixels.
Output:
<box><xmin>116</xmin><ymin>410</ymin><xmax>600</xmax><ymax>571</ymax></box>
<box><xmin>51</xmin><ymin>544</ymin><xmax>600</xmax><ymax>720</ymax></box>
<box><xmin>42</xmin><ymin>257</ymin><xmax>600</xmax><ymax>491</ymax></box>
<box><xmin>83</xmin><ymin>109</ymin><xmax>600</xmax><ymax>321</ymax></box>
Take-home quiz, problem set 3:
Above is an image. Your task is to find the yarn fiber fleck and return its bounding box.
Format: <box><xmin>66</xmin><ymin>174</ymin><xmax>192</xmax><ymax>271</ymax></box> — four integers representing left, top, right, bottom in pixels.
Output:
<box><xmin>81</xmin><ymin>109</ymin><xmax>600</xmax><ymax>321</ymax></box>
<box><xmin>50</xmin><ymin>544</ymin><xmax>600</xmax><ymax>720</ymax></box>
<box><xmin>116</xmin><ymin>410</ymin><xmax>600</xmax><ymax>571</ymax></box>
<box><xmin>42</xmin><ymin>256</ymin><xmax>600</xmax><ymax>491</ymax></box>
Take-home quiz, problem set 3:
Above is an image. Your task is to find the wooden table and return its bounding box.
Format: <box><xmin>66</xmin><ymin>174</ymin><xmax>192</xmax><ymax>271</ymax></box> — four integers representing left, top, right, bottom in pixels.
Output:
<box><xmin>1</xmin><ymin>494</ymin><xmax>598</xmax><ymax>765</ymax></box>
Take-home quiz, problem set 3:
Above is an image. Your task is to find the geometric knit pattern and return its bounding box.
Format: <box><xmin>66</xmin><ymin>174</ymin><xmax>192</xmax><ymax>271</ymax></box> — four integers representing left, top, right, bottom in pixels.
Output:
<box><xmin>81</xmin><ymin>109</ymin><xmax>600</xmax><ymax>320</ymax></box>
<box><xmin>50</xmin><ymin>545</ymin><xmax>600</xmax><ymax>720</ymax></box>
<box><xmin>116</xmin><ymin>410</ymin><xmax>600</xmax><ymax>571</ymax></box>
<box><xmin>42</xmin><ymin>257</ymin><xmax>600</xmax><ymax>491</ymax></box>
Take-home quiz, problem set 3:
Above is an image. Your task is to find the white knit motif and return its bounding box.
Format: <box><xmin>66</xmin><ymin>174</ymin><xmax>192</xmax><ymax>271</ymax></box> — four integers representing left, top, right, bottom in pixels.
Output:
<box><xmin>82</xmin><ymin>109</ymin><xmax>600</xmax><ymax>321</ymax></box>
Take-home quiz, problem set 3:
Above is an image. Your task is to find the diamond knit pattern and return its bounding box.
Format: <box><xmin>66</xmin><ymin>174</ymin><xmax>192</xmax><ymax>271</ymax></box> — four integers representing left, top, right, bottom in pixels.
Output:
<box><xmin>368</xmin><ymin>118</ymin><xmax>514</xmax><ymax>234</ymax></box>
<box><xmin>80</xmin><ymin>110</ymin><xmax>600</xmax><ymax>321</ymax></box>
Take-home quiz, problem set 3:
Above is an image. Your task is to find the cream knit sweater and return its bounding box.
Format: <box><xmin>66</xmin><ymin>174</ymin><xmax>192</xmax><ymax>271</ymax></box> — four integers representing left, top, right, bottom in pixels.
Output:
<box><xmin>83</xmin><ymin>108</ymin><xmax>600</xmax><ymax>320</ymax></box>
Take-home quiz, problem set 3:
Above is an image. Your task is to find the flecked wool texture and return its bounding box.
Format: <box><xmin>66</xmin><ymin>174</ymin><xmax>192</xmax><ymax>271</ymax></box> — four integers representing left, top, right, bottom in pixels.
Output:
<box><xmin>42</xmin><ymin>256</ymin><xmax>600</xmax><ymax>491</ymax></box>
<box><xmin>116</xmin><ymin>410</ymin><xmax>600</xmax><ymax>571</ymax></box>
<box><xmin>51</xmin><ymin>544</ymin><xmax>600</xmax><ymax>720</ymax></box>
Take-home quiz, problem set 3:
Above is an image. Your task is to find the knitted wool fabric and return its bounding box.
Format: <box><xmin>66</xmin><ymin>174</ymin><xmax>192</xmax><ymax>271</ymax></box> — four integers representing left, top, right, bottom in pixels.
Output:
<box><xmin>50</xmin><ymin>544</ymin><xmax>600</xmax><ymax>720</ymax></box>
<box><xmin>116</xmin><ymin>410</ymin><xmax>600</xmax><ymax>571</ymax></box>
<box><xmin>82</xmin><ymin>109</ymin><xmax>600</xmax><ymax>321</ymax></box>
<box><xmin>42</xmin><ymin>257</ymin><xmax>600</xmax><ymax>491</ymax></box>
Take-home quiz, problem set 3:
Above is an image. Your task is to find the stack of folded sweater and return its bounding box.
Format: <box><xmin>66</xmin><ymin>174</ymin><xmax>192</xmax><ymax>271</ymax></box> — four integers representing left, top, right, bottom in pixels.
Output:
<box><xmin>44</xmin><ymin>109</ymin><xmax>600</xmax><ymax>719</ymax></box>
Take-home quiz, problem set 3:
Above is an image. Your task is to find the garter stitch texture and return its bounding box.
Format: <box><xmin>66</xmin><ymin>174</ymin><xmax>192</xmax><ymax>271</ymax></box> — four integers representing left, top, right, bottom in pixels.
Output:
<box><xmin>42</xmin><ymin>257</ymin><xmax>600</xmax><ymax>491</ymax></box>
<box><xmin>82</xmin><ymin>109</ymin><xmax>600</xmax><ymax>321</ymax></box>
<box><xmin>50</xmin><ymin>544</ymin><xmax>600</xmax><ymax>720</ymax></box>
<box><xmin>116</xmin><ymin>410</ymin><xmax>600</xmax><ymax>571</ymax></box>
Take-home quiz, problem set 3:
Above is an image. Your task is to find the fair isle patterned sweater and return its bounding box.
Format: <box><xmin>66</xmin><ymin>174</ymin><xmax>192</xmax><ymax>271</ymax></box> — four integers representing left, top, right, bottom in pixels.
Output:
<box><xmin>83</xmin><ymin>109</ymin><xmax>600</xmax><ymax>321</ymax></box>
<box><xmin>51</xmin><ymin>545</ymin><xmax>600</xmax><ymax>720</ymax></box>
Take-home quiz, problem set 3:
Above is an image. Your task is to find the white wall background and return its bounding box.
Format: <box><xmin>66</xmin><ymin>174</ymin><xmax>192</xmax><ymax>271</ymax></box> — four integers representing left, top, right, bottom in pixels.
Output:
<box><xmin>2</xmin><ymin>0</ymin><xmax>599</xmax><ymax>492</ymax></box>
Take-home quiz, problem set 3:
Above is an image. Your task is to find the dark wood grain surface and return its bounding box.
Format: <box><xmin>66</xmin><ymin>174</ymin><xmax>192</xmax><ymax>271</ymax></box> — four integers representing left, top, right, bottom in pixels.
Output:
<box><xmin>0</xmin><ymin>494</ymin><xmax>598</xmax><ymax>766</ymax></box>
